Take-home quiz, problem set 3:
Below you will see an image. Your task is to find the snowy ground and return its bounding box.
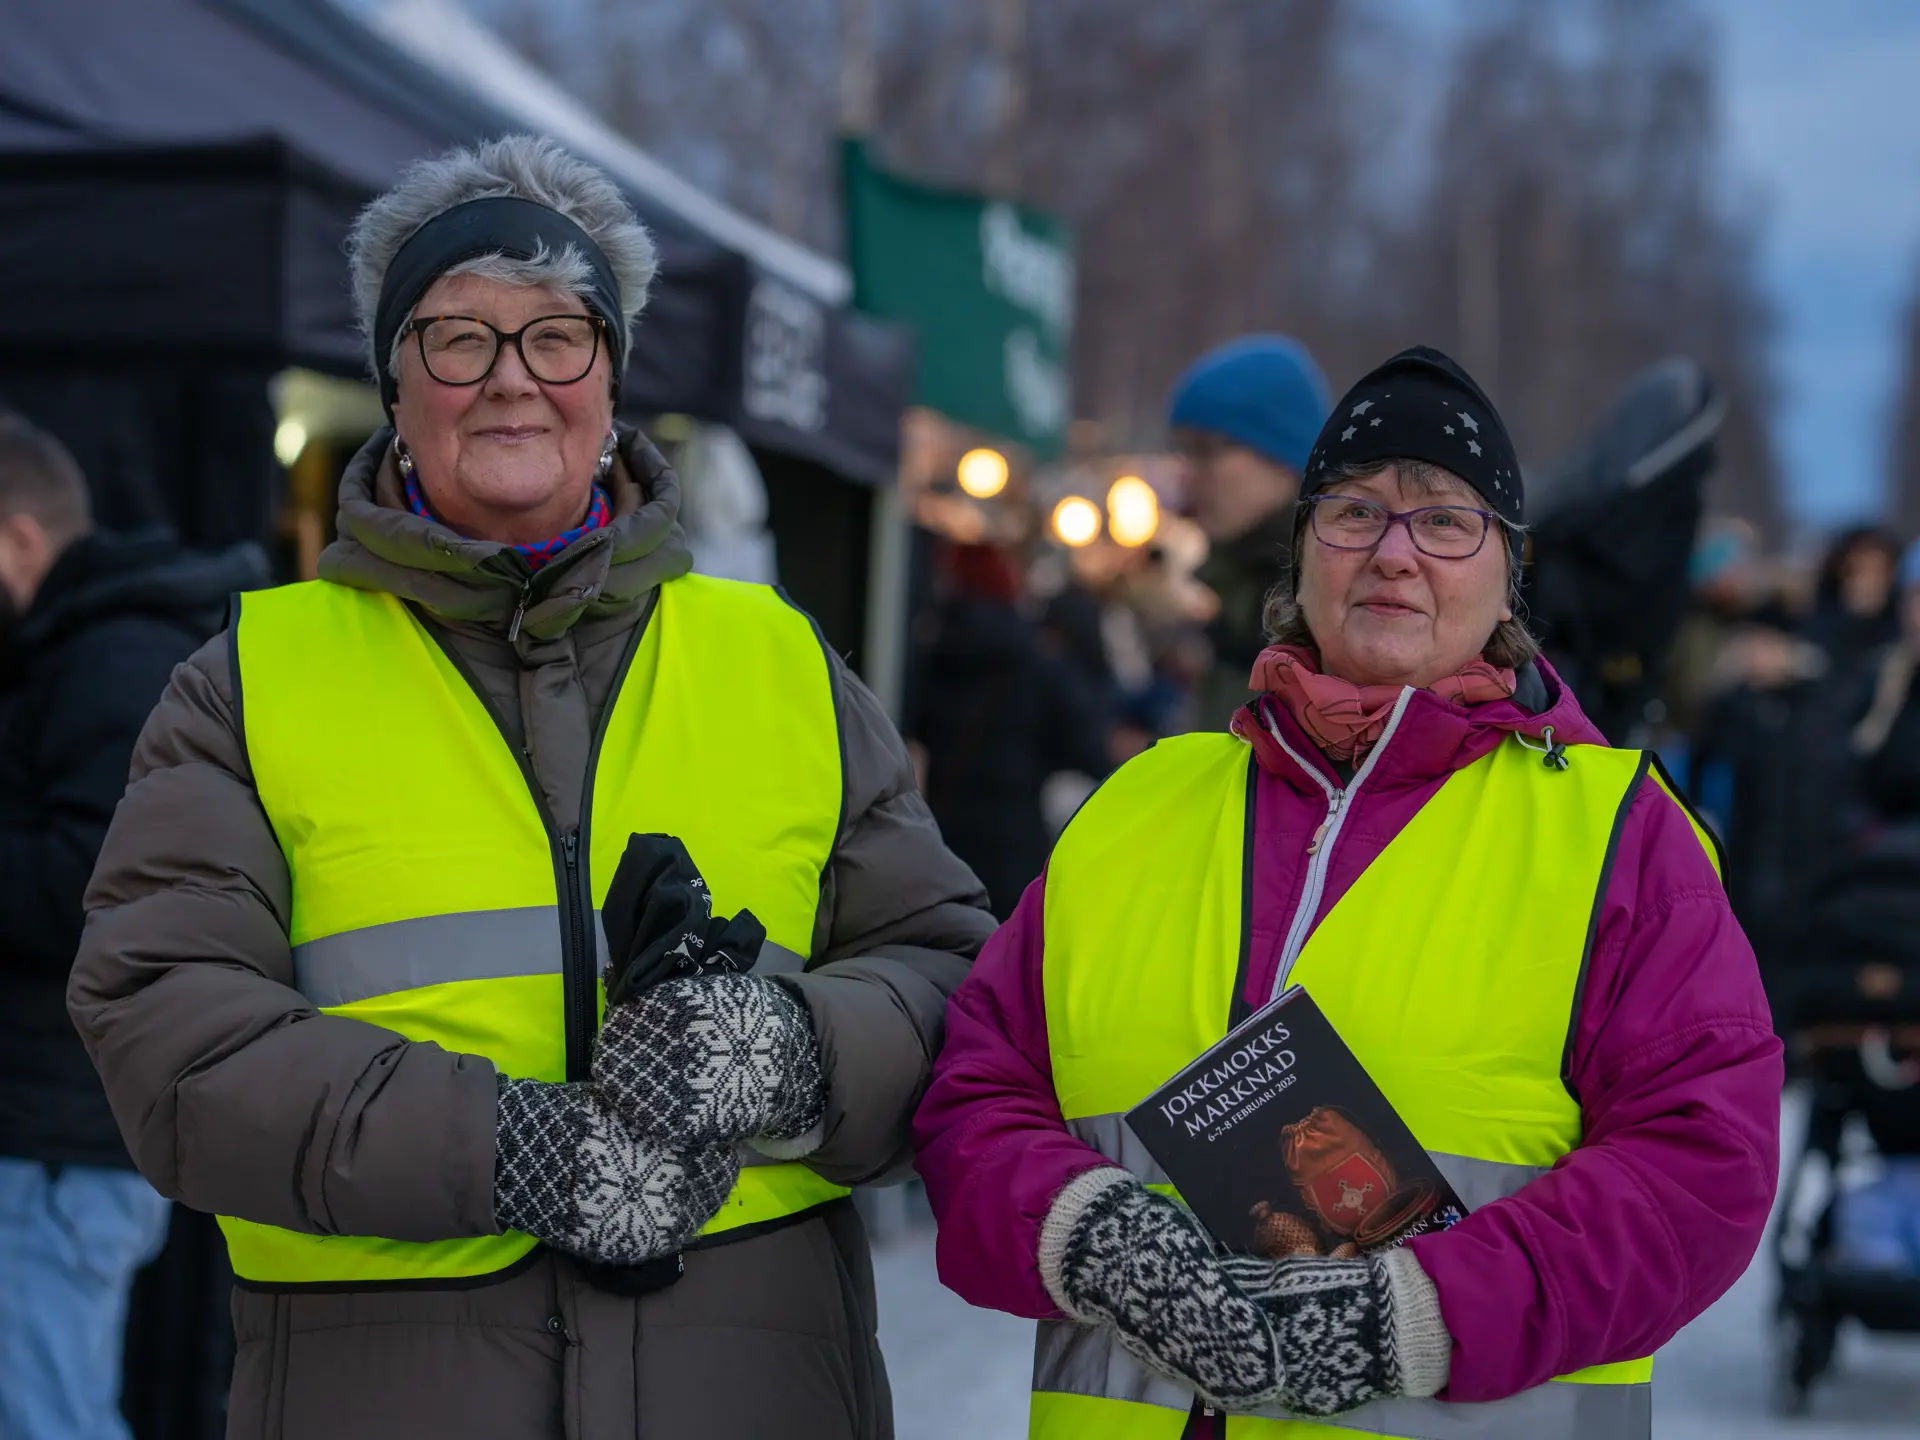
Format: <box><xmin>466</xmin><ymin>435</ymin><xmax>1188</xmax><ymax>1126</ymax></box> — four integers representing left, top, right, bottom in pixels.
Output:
<box><xmin>872</xmin><ymin>1091</ymin><xmax>1920</xmax><ymax>1439</ymax></box>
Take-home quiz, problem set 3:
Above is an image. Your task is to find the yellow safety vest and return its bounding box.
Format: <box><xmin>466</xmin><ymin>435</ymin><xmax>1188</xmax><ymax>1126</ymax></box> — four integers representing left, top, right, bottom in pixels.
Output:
<box><xmin>1036</xmin><ymin>722</ymin><xmax>1713</xmax><ymax>1439</ymax></box>
<box><xmin>220</xmin><ymin>572</ymin><xmax>852</xmax><ymax>1285</ymax></box>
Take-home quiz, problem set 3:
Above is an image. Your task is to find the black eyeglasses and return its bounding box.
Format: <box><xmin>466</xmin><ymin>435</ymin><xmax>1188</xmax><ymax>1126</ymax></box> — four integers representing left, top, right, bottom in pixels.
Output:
<box><xmin>406</xmin><ymin>314</ymin><xmax>607</xmax><ymax>387</ymax></box>
<box><xmin>1304</xmin><ymin>493</ymin><xmax>1501</xmax><ymax>559</ymax></box>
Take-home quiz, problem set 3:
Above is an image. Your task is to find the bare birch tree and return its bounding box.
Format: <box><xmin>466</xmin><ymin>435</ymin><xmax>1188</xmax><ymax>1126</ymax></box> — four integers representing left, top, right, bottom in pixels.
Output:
<box><xmin>475</xmin><ymin>0</ymin><xmax>1781</xmax><ymax>530</ymax></box>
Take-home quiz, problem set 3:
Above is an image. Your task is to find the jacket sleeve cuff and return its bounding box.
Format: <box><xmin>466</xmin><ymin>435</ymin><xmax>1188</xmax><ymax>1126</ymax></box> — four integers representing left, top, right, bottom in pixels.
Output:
<box><xmin>1037</xmin><ymin>1166</ymin><xmax>1135</xmax><ymax>1319</ymax></box>
<box><xmin>747</xmin><ymin>1124</ymin><xmax>825</xmax><ymax>1161</ymax></box>
<box><xmin>1381</xmin><ymin>1247</ymin><xmax>1453</xmax><ymax>1399</ymax></box>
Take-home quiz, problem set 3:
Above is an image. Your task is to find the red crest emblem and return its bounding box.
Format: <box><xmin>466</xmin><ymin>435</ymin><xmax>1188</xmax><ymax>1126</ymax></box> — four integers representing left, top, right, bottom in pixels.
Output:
<box><xmin>1299</xmin><ymin>1151</ymin><xmax>1392</xmax><ymax>1237</ymax></box>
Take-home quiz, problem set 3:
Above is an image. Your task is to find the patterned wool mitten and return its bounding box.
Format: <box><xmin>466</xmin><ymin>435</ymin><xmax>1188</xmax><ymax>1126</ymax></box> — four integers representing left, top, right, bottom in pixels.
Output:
<box><xmin>1039</xmin><ymin>1169</ymin><xmax>1286</xmax><ymax>1410</ymax></box>
<box><xmin>1217</xmin><ymin>1248</ymin><xmax>1452</xmax><ymax>1416</ymax></box>
<box><xmin>594</xmin><ymin>974</ymin><xmax>828</xmax><ymax>1155</ymax></box>
<box><xmin>493</xmin><ymin>1077</ymin><xmax>740</xmax><ymax>1266</ymax></box>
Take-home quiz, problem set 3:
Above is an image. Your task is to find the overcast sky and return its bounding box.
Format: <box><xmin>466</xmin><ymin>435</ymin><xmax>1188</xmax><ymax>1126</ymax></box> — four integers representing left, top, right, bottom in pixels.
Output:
<box><xmin>430</xmin><ymin>0</ymin><xmax>1920</xmax><ymax>534</ymax></box>
<box><xmin>1699</xmin><ymin>0</ymin><xmax>1920</xmax><ymax>532</ymax></box>
<box><xmin>1379</xmin><ymin>0</ymin><xmax>1920</xmax><ymax>534</ymax></box>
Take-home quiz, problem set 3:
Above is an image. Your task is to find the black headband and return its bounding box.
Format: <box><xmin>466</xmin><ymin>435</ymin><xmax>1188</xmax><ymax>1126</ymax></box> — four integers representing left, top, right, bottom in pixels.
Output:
<box><xmin>372</xmin><ymin>195</ymin><xmax>627</xmax><ymax>415</ymax></box>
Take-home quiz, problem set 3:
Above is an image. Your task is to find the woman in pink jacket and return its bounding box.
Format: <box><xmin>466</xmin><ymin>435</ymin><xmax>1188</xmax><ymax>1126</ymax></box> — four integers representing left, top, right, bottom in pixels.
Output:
<box><xmin>913</xmin><ymin>346</ymin><xmax>1782</xmax><ymax>1438</ymax></box>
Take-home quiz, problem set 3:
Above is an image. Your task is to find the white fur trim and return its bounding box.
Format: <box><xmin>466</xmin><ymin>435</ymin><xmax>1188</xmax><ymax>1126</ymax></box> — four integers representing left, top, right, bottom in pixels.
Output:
<box><xmin>746</xmin><ymin>1124</ymin><xmax>825</xmax><ymax>1161</ymax></box>
<box><xmin>1380</xmin><ymin>1248</ymin><xmax>1452</xmax><ymax>1398</ymax></box>
<box><xmin>1037</xmin><ymin>1167</ymin><xmax>1135</xmax><ymax>1318</ymax></box>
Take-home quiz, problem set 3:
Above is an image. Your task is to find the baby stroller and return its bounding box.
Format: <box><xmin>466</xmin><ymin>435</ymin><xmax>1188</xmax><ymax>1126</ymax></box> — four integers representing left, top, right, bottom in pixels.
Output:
<box><xmin>1771</xmin><ymin>828</ymin><xmax>1920</xmax><ymax>1412</ymax></box>
<box><xmin>1525</xmin><ymin>355</ymin><xmax>1723</xmax><ymax>747</ymax></box>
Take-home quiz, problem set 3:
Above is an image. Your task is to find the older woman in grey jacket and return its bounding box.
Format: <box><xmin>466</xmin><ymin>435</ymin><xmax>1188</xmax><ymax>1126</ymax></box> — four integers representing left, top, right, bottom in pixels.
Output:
<box><xmin>68</xmin><ymin>135</ymin><xmax>992</xmax><ymax>1439</ymax></box>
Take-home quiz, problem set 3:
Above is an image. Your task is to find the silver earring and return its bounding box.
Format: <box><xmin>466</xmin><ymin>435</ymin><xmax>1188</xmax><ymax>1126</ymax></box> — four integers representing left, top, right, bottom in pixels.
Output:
<box><xmin>596</xmin><ymin>432</ymin><xmax>616</xmax><ymax>479</ymax></box>
<box><xmin>394</xmin><ymin>437</ymin><xmax>416</xmax><ymax>481</ymax></box>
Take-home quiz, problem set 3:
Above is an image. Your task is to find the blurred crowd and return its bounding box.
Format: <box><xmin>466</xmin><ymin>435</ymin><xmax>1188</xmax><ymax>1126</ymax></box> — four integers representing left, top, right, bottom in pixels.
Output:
<box><xmin>1671</xmin><ymin>522</ymin><xmax>1920</xmax><ymax>968</ymax></box>
<box><xmin>902</xmin><ymin>338</ymin><xmax>1330</xmax><ymax>920</ymax></box>
<box><xmin>903</xmin><ymin>530</ymin><xmax>1199</xmax><ymax>917</ymax></box>
<box><xmin>1665</xmin><ymin>520</ymin><xmax>1920</xmax><ymax>1285</ymax></box>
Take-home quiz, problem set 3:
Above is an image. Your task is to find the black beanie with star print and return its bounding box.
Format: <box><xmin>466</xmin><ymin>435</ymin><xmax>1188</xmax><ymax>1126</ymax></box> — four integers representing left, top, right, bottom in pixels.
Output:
<box><xmin>1300</xmin><ymin>344</ymin><xmax>1523</xmax><ymax>526</ymax></box>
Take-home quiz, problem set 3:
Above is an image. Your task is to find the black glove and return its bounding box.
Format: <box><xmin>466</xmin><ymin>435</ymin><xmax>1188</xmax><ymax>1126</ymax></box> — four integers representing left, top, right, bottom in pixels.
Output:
<box><xmin>1041</xmin><ymin>1170</ymin><xmax>1450</xmax><ymax>1417</ymax></box>
<box><xmin>492</xmin><ymin>1076</ymin><xmax>740</xmax><ymax>1267</ymax></box>
<box><xmin>601</xmin><ymin>833</ymin><xmax>767</xmax><ymax>1006</ymax></box>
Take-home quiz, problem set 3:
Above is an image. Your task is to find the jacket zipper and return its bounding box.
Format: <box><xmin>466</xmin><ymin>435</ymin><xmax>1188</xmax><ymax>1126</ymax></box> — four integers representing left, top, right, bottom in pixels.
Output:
<box><xmin>508</xmin><ymin>577</ymin><xmax>534</xmax><ymax>643</ymax></box>
<box><xmin>406</xmin><ymin>599</ymin><xmax>655</xmax><ymax>1086</ymax></box>
<box><xmin>1265</xmin><ymin>687</ymin><xmax>1415</xmax><ymax>1002</ymax></box>
<box><xmin>559</xmin><ymin>599</ymin><xmax>660</xmax><ymax>1083</ymax></box>
<box><xmin>561</xmin><ymin>829</ymin><xmax>593</xmax><ymax>1081</ymax></box>
<box><xmin>502</xmin><ymin>577</ymin><xmax>591</xmax><ymax>1076</ymax></box>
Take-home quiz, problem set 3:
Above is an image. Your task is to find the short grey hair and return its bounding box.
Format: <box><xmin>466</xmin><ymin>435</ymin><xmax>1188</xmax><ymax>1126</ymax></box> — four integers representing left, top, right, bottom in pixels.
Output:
<box><xmin>0</xmin><ymin>413</ymin><xmax>91</xmax><ymax>542</ymax></box>
<box><xmin>346</xmin><ymin>134</ymin><xmax>658</xmax><ymax>385</ymax></box>
<box><xmin>1263</xmin><ymin>457</ymin><xmax>1541</xmax><ymax>671</ymax></box>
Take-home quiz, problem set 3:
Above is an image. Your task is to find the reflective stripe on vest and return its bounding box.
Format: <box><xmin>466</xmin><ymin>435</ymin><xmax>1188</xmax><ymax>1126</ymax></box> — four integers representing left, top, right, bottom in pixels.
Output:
<box><xmin>1026</xmin><ymin>1375</ymin><xmax>1652</xmax><ymax>1440</ymax></box>
<box><xmin>289</xmin><ymin>907</ymin><xmax>812</xmax><ymax>1009</ymax></box>
<box><xmin>1037</xmin><ymin>730</ymin><xmax>1687</xmax><ymax>1439</ymax></box>
<box><xmin>221</xmin><ymin>573</ymin><xmax>851</xmax><ymax>1284</ymax></box>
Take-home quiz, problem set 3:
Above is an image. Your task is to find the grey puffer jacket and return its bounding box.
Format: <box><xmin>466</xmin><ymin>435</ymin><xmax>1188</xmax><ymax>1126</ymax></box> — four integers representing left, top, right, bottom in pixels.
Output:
<box><xmin>69</xmin><ymin>428</ymin><xmax>996</xmax><ymax>1440</ymax></box>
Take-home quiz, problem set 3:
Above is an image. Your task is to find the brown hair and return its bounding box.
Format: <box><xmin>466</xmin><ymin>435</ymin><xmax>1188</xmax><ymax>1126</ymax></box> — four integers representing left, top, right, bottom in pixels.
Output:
<box><xmin>1261</xmin><ymin>458</ymin><xmax>1540</xmax><ymax>670</ymax></box>
<box><xmin>0</xmin><ymin>414</ymin><xmax>91</xmax><ymax>543</ymax></box>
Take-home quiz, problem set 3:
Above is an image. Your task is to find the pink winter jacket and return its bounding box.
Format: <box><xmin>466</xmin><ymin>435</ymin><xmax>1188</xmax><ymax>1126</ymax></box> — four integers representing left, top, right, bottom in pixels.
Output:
<box><xmin>912</xmin><ymin>661</ymin><xmax>1783</xmax><ymax>1403</ymax></box>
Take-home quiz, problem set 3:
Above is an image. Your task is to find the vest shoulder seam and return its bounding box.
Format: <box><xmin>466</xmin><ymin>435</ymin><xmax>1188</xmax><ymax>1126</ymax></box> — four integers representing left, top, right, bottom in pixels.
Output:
<box><xmin>1052</xmin><ymin>732</ymin><xmax>1248</xmax><ymax>842</ymax></box>
<box><xmin>1642</xmin><ymin>753</ymin><xmax>1726</xmax><ymax>875</ymax></box>
<box><xmin>226</xmin><ymin>591</ymin><xmax>246</xmax><ymax>772</ymax></box>
<box><xmin>1560</xmin><ymin>750</ymin><xmax>1650</xmax><ymax>1103</ymax></box>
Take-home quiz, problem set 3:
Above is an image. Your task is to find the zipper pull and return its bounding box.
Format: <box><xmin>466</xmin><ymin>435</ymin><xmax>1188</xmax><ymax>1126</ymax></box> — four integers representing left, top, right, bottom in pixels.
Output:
<box><xmin>1305</xmin><ymin>790</ymin><xmax>1345</xmax><ymax>855</ymax></box>
<box><xmin>508</xmin><ymin>579</ymin><xmax>534</xmax><ymax>643</ymax></box>
<box><xmin>563</xmin><ymin>831</ymin><xmax>579</xmax><ymax>868</ymax></box>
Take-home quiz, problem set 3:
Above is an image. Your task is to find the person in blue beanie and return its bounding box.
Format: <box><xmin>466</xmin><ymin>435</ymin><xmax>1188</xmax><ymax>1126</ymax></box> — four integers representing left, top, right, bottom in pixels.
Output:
<box><xmin>1167</xmin><ymin>335</ymin><xmax>1332</xmax><ymax>726</ymax></box>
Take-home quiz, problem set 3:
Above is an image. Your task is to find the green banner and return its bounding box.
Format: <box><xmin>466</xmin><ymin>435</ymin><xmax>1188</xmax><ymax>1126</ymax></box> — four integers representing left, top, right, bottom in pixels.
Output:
<box><xmin>842</xmin><ymin>139</ymin><xmax>1074</xmax><ymax>457</ymax></box>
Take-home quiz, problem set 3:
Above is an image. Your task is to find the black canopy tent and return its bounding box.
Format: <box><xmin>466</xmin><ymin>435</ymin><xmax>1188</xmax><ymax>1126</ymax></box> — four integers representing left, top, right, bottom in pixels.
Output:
<box><xmin>0</xmin><ymin>0</ymin><xmax>912</xmax><ymax>554</ymax></box>
<box><xmin>0</xmin><ymin>133</ymin><xmax>752</xmax><ymax>429</ymax></box>
<box><xmin>221</xmin><ymin>0</ymin><xmax>915</xmax><ymax>671</ymax></box>
<box><xmin>204</xmin><ymin>0</ymin><xmax>862</xmax><ymax>440</ymax></box>
<box><xmin>222</xmin><ymin>0</ymin><xmax>915</xmax><ymax>485</ymax></box>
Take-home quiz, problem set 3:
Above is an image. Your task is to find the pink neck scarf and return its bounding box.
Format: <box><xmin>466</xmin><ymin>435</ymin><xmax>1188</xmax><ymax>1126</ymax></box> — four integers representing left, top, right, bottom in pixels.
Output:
<box><xmin>1244</xmin><ymin>645</ymin><xmax>1516</xmax><ymax>761</ymax></box>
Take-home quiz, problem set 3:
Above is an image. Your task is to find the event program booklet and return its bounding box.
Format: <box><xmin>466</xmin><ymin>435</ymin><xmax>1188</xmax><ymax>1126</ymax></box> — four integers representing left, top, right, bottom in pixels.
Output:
<box><xmin>1126</xmin><ymin>986</ymin><xmax>1467</xmax><ymax>1257</ymax></box>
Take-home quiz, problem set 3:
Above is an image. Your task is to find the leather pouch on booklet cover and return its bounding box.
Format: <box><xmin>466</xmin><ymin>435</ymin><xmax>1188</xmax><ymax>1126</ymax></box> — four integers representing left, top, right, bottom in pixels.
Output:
<box><xmin>1126</xmin><ymin>985</ymin><xmax>1467</xmax><ymax>1257</ymax></box>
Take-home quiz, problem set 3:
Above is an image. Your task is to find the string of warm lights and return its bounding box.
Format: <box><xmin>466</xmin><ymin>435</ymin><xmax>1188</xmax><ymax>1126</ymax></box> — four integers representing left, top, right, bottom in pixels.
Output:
<box><xmin>1050</xmin><ymin>495</ymin><xmax>1101</xmax><ymax>547</ymax></box>
<box><xmin>956</xmin><ymin>447</ymin><xmax>1010</xmax><ymax>498</ymax></box>
<box><xmin>933</xmin><ymin>429</ymin><xmax>1167</xmax><ymax>551</ymax></box>
<box><xmin>1105</xmin><ymin>475</ymin><xmax>1159</xmax><ymax>547</ymax></box>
